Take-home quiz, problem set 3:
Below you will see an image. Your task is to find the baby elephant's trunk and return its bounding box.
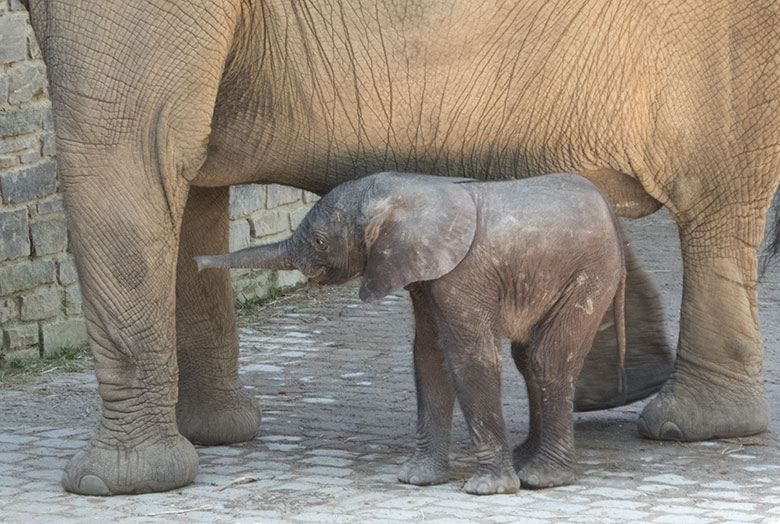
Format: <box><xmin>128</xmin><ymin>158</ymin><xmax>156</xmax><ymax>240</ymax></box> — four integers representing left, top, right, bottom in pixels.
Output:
<box><xmin>194</xmin><ymin>239</ymin><xmax>296</xmax><ymax>272</ymax></box>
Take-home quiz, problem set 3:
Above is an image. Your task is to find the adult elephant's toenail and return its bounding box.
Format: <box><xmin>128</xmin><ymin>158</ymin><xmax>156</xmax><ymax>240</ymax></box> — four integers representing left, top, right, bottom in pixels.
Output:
<box><xmin>79</xmin><ymin>475</ymin><xmax>110</xmax><ymax>496</ymax></box>
<box><xmin>659</xmin><ymin>421</ymin><xmax>684</xmax><ymax>441</ymax></box>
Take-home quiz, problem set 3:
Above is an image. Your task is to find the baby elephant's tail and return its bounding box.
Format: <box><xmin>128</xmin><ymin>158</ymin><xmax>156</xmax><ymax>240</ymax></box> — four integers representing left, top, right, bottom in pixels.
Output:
<box><xmin>613</xmin><ymin>268</ymin><xmax>627</xmax><ymax>405</ymax></box>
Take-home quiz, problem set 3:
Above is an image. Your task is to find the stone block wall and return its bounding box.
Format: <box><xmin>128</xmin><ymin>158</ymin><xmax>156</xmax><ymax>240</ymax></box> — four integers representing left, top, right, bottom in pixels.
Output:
<box><xmin>0</xmin><ymin>1</ymin><xmax>85</xmax><ymax>362</ymax></box>
<box><xmin>0</xmin><ymin>6</ymin><xmax>316</xmax><ymax>364</ymax></box>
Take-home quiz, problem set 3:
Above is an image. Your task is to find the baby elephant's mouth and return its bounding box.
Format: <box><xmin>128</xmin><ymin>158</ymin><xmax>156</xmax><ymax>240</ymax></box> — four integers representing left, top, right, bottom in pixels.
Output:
<box><xmin>306</xmin><ymin>267</ymin><xmax>328</xmax><ymax>285</ymax></box>
<box><xmin>307</xmin><ymin>267</ymin><xmax>360</xmax><ymax>287</ymax></box>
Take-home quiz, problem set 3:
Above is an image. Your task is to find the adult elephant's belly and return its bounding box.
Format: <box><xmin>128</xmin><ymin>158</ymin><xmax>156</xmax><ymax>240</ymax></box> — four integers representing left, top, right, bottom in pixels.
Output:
<box><xmin>193</xmin><ymin>1</ymin><xmax>659</xmax><ymax>197</ymax></box>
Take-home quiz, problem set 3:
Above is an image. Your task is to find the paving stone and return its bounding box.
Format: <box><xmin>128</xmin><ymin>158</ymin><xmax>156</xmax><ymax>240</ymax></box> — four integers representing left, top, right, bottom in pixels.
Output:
<box><xmin>301</xmin><ymin>466</ymin><xmax>353</xmax><ymax>477</ymax></box>
<box><xmin>0</xmin><ymin>486</ymin><xmax>22</xmax><ymax>498</ymax></box>
<box><xmin>644</xmin><ymin>473</ymin><xmax>698</xmax><ymax>486</ymax></box>
<box><xmin>36</xmin><ymin>428</ymin><xmax>88</xmax><ymax>439</ymax></box>
<box><xmin>703</xmin><ymin>510</ymin><xmax>763</xmax><ymax>522</ymax></box>
<box><xmin>300</xmin><ymin>455</ymin><xmax>353</xmax><ymax>467</ymax></box>
<box><xmin>585</xmin><ymin>507</ymin><xmax>650</xmax><ymax>520</ymax></box>
<box><xmin>300</xmin><ymin>475</ymin><xmax>353</xmax><ymax>486</ymax></box>
<box><xmin>288</xmin><ymin>513</ymin><xmax>352</xmax><ymax>524</ymax></box>
<box><xmin>0</xmin><ymin>432</ymin><xmax>38</xmax><ymax>444</ymax></box>
<box><xmin>0</xmin><ymin>451</ymin><xmax>28</xmax><ymax>463</ymax></box>
<box><xmin>23</xmin><ymin>468</ymin><xmax>63</xmax><ymax>482</ymax></box>
<box><xmin>34</xmin><ymin>438</ymin><xmax>86</xmax><ymax>449</ymax></box>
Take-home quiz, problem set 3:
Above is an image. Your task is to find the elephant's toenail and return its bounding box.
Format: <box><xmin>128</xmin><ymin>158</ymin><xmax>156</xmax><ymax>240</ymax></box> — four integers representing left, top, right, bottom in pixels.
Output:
<box><xmin>660</xmin><ymin>421</ymin><xmax>684</xmax><ymax>441</ymax></box>
<box><xmin>79</xmin><ymin>475</ymin><xmax>110</xmax><ymax>496</ymax></box>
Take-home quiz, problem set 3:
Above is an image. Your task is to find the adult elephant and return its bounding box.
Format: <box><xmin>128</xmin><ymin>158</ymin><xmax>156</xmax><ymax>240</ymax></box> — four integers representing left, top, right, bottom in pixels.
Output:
<box><xmin>26</xmin><ymin>1</ymin><xmax>779</xmax><ymax>495</ymax></box>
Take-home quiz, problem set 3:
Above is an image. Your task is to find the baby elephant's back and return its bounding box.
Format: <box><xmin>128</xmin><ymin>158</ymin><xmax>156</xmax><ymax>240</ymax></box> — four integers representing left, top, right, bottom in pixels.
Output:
<box><xmin>464</xmin><ymin>173</ymin><xmax>624</xmax><ymax>273</ymax></box>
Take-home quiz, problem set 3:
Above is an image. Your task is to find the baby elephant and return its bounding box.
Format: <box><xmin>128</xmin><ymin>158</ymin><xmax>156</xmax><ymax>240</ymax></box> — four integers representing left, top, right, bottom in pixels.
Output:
<box><xmin>196</xmin><ymin>172</ymin><xmax>626</xmax><ymax>495</ymax></box>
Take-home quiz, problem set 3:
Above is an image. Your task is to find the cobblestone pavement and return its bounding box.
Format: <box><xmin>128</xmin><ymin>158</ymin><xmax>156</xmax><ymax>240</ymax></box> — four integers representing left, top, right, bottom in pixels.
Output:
<box><xmin>1</xmin><ymin>209</ymin><xmax>779</xmax><ymax>524</ymax></box>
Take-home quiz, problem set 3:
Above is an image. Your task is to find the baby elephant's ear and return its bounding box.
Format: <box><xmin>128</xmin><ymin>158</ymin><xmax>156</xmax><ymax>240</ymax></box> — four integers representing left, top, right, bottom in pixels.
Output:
<box><xmin>358</xmin><ymin>173</ymin><xmax>477</xmax><ymax>302</ymax></box>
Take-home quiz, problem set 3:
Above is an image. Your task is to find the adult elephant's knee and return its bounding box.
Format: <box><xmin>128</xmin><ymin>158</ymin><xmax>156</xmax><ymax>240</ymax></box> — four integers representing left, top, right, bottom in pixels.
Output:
<box><xmin>574</xmin><ymin>244</ymin><xmax>674</xmax><ymax>411</ymax></box>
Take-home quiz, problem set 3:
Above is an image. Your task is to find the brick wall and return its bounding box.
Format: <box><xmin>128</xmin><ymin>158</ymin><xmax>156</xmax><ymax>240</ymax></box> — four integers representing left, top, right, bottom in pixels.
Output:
<box><xmin>0</xmin><ymin>6</ymin><xmax>316</xmax><ymax>364</ymax></box>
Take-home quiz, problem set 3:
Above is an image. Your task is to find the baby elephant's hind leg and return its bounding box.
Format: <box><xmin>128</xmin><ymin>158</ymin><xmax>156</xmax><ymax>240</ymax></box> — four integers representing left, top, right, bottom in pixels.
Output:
<box><xmin>511</xmin><ymin>293</ymin><xmax>609</xmax><ymax>488</ymax></box>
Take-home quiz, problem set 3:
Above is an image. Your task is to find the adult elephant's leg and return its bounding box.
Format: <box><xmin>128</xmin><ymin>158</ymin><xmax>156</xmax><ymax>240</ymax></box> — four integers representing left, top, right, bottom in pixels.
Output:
<box><xmin>575</xmin><ymin>244</ymin><xmax>674</xmax><ymax>411</ymax></box>
<box><xmin>28</xmin><ymin>0</ymin><xmax>244</xmax><ymax>494</ymax></box>
<box><xmin>639</xmin><ymin>213</ymin><xmax>770</xmax><ymax>440</ymax></box>
<box><xmin>175</xmin><ymin>187</ymin><xmax>261</xmax><ymax>444</ymax></box>
<box><xmin>60</xmin><ymin>157</ymin><xmax>198</xmax><ymax>496</ymax></box>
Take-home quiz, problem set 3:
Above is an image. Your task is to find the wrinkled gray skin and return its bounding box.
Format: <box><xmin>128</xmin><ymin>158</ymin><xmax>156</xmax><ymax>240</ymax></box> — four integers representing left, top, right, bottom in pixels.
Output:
<box><xmin>196</xmin><ymin>172</ymin><xmax>628</xmax><ymax>494</ymax></box>
<box><xmin>26</xmin><ymin>0</ymin><xmax>780</xmax><ymax>496</ymax></box>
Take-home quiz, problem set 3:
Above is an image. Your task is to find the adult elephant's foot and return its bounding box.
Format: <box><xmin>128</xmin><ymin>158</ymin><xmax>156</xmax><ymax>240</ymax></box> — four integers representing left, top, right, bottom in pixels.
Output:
<box><xmin>517</xmin><ymin>456</ymin><xmax>575</xmax><ymax>489</ymax></box>
<box><xmin>62</xmin><ymin>433</ymin><xmax>198</xmax><ymax>495</ymax></box>
<box><xmin>397</xmin><ymin>454</ymin><xmax>449</xmax><ymax>486</ymax></box>
<box><xmin>638</xmin><ymin>364</ymin><xmax>769</xmax><ymax>441</ymax></box>
<box><xmin>511</xmin><ymin>439</ymin><xmax>536</xmax><ymax>471</ymax></box>
<box><xmin>463</xmin><ymin>464</ymin><xmax>520</xmax><ymax>495</ymax></box>
<box><xmin>176</xmin><ymin>386</ymin><xmax>261</xmax><ymax>445</ymax></box>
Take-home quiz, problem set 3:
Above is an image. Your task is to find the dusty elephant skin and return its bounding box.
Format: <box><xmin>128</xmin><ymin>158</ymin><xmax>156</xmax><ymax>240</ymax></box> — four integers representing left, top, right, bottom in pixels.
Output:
<box><xmin>197</xmin><ymin>172</ymin><xmax>628</xmax><ymax>494</ymax></box>
<box><xmin>25</xmin><ymin>1</ymin><xmax>778</xmax><ymax>495</ymax></box>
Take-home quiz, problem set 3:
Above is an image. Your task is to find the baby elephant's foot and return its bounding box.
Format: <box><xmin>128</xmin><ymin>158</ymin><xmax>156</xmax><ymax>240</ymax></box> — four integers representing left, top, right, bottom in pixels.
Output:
<box><xmin>517</xmin><ymin>456</ymin><xmax>575</xmax><ymax>489</ymax></box>
<box><xmin>398</xmin><ymin>454</ymin><xmax>449</xmax><ymax>486</ymax></box>
<box><xmin>464</xmin><ymin>465</ymin><xmax>520</xmax><ymax>495</ymax></box>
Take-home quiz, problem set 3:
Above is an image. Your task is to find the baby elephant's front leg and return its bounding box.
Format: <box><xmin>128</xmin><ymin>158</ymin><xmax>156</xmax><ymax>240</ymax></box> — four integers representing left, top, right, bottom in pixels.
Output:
<box><xmin>440</xmin><ymin>322</ymin><xmax>520</xmax><ymax>495</ymax></box>
<box><xmin>397</xmin><ymin>286</ymin><xmax>454</xmax><ymax>486</ymax></box>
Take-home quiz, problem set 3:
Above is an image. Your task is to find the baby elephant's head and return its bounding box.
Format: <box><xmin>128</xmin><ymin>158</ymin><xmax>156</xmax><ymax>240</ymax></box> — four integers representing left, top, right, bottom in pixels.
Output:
<box><xmin>195</xmin><ymin>173</ymin><xmax>477</xmax><ymax>302</ymax></box>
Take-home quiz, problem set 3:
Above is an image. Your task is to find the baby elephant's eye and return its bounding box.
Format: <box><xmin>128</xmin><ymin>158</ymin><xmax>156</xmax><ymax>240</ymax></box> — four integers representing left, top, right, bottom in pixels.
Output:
<box><xmin>312</xmin><ymin>234</ymin><xmax>328</xmax><ymax>252</ymax></box>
